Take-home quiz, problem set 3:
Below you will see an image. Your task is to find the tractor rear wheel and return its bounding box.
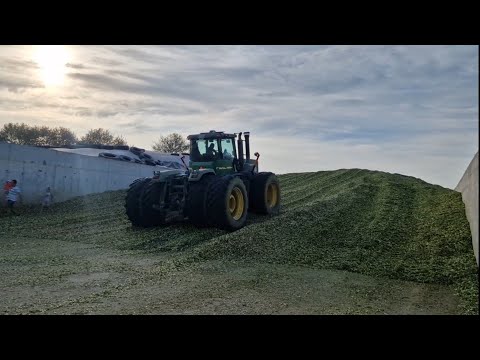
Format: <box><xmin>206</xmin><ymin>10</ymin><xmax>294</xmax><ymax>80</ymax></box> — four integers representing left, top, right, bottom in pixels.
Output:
<box><xmin>207</xmin><ymin>175</ymin><xmax>248</xmax><ymax>231</ymax></box>
<box><xmin>249</xmin><ymin>172</ymin><xmax>281</xmax><ymax>215</ymax></box>
<box><xmin>186</xmin><ymin>174</ymin><xmax>215</xmax><ymax>227</ymax></box>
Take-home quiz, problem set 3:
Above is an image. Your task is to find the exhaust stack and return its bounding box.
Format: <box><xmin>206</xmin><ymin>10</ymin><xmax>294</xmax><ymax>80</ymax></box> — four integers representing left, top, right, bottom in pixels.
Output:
<box><xmin>244</xmin><ymin>131</ymin><xmax>250</xmax><ymax>160</ymax></box>
<box><xmin>237</xmin><ymin>132</ymin><xmax>244</xmax><ymax>169</ymax></box>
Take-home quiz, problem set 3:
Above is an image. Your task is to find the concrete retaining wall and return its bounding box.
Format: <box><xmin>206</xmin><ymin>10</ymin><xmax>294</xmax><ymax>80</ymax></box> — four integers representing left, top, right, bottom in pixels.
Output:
<box><xmin>0</xmin><ymin>142</ymin><xmax>167</xmax><ymax>205</ymax></box>
<box><xmin>455</xmin><ymin>151</ymin><xmax>479</xmax><ymax>266</ymax></box>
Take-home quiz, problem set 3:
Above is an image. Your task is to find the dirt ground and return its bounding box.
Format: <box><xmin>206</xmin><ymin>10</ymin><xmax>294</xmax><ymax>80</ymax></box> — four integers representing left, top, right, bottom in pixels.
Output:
<box><xmin>0</xmin><ymin>232</ymin><xmax>462</xmax><ymax>315</ymax></box>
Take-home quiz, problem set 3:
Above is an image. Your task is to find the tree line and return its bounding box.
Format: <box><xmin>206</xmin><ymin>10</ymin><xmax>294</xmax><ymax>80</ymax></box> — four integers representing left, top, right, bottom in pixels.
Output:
<box><xmin>0</xmin><ymin>122</ymin><xmax>190</xmax><ymax>153</ymax></box>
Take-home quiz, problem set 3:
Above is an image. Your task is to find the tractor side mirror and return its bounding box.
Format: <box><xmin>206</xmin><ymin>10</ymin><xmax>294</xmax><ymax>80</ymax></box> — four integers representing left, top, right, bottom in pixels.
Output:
<box><xmin>251</xmin><ymin>152</ymin><xmax>260</xmax><ymax>174</ymax></box>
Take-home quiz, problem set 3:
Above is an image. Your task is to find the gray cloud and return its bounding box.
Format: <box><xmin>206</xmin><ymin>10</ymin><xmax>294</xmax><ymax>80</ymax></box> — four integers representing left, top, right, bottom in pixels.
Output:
<box><xmin>96</xmin><ymin>110</ymin><xmax>118</xmax><ymax>118</ymax></box>
<box><xmin>0</xmin><ymin>77</ymin><xmax>44</xmax><ymax>92</ymax></box>
<box><xmin>330</xmin><ymin>98</ymin><xmax>367</xmax><ymax>106</ymax></box>
<box><xmin>0</xmin><ymin>57</ymin><xmax>43</xmax><ymax>92</ymax></box>
<box><xmin>0</xmin><ymin>58</ymin><xmax>39</xmax><ymax>71</ymax></box>
<box><xmin>90</xmin><ymin>56</ymin><xmax>123</xmax><ymax>67</ymax></box>
<box><xmin>119</xmin><ymin>119</ymin><xmax>159</xmax><ymax>133</ymax></box>
<box><xmin>74</xmin><ymin>108</ymin><xmax>93</xmax><ymax>117</ymax></box>
<box><xmin>108</xmin><ymin>48</ymin><xmax>173</xmax><ymax>64</ymax></box>
<box><xmin>66</xmin><ymin>63</ymin><xmax>85</xmax><ymax>69</ymax></box>
<box><xmin>104</xmin><ymin>69</ymin><xmax>154</xmax><ymax>83</ymax></box>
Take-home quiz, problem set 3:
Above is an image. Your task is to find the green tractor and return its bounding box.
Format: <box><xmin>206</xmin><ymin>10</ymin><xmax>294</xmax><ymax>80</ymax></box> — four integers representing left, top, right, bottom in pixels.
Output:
<box><xmin>125</xmin><ymin>130</ymin><xmax>281</xmax><ymax>231</ymax></box>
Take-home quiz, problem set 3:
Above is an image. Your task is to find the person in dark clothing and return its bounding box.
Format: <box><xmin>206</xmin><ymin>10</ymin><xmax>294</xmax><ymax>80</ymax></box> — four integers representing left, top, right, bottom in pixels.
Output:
<box><xmin>206</xmin><ymin>143</ymin><xmax>217</xmax><ymax>159</ymax></box>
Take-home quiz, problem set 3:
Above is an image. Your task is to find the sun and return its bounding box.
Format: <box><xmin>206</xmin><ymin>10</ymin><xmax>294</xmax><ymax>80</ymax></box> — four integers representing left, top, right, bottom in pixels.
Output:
<box><xmin>33</xmin><ymin>45</ymin><xmax>70</xmax><ymax>87</ymax></box>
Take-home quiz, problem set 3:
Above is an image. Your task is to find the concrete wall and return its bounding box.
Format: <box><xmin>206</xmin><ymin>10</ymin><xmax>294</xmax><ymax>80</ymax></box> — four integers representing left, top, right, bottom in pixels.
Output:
<box><xmin>0</xmin><ymin>142</ymin><xmax>166</xmax><ymax>205</ymax></box>
<box><xmin>455</xmin><ymin>151</ymin><xmax>478</xmax><ymax>266</ymax></box>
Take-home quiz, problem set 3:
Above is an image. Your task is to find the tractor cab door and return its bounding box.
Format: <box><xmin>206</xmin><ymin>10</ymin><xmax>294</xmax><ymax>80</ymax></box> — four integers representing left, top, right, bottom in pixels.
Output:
<box><xmin>216</xmin><ymin>137</ymin><xmax>236</xmax><ymax>175</ymax></box>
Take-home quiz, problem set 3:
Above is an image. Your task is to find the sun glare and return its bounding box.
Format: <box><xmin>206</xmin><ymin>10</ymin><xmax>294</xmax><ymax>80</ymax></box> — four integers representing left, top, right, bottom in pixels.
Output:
<box><xmin>33</xmin><ymin>45</ymin><xmax>70</xmax><ymax>87</ymax></box>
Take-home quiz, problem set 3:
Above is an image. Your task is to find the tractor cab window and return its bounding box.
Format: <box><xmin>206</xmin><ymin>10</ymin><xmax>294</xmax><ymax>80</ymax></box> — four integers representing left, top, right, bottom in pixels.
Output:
<box><xmin>190</xmin><ymin>139</ymin><xmax>219</xmax><ymax>161</ymax></box>
<box><xmin>220</xmin><ymin>138</ymin><xmax>235</xmax><ymax>160</ymax></box>
<box><xmin>190</xmin><ymin>140</ymin><xmax>203</xmax><ymax>161</ymax></box>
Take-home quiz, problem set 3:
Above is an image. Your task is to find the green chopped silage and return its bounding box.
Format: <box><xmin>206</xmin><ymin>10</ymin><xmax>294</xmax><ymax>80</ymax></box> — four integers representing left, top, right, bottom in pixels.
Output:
<box><xmin>0</xmin><ymin>168</ymin><xmax>477</xmax><ymax>314</ymax></box>
<box><xmin>190</xmin><ymin>169</ymin><xmax>478</xmax><ymax>313</ymax></box>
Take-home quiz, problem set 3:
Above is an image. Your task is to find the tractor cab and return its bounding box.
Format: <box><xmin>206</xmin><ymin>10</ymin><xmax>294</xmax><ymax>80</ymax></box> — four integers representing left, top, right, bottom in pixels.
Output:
<box><xmin>187</xmin><ymin>130</ymin><xmax>258</xmax><ymax>176</ymax></box>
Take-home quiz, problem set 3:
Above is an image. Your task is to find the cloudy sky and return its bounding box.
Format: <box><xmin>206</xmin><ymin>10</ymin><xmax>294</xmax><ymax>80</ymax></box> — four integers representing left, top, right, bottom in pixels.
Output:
<box><xmin>0</xmin><ymin>45</ymin><xmax>477</xmax><ymax>189</ymax></box>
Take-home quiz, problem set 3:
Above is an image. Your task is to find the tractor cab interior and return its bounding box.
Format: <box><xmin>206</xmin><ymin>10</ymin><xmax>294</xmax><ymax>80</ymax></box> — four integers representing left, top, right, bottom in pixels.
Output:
<box><xmin>190</xmin><ymin>137</ymin><xmax>236</xmax><ymax>162</ymax></box>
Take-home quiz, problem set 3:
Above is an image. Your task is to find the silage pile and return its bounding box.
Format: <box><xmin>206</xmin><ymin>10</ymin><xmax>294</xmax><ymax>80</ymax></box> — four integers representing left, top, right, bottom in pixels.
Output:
<box><xmin>188</xmin><ymin>169</ymin><xmax>478</xmax><ymax>313</ymax></box>
<box><xmin>1</xmin><ymin>168</ymin><xmax>477</xmax><ymax>313</ymax></box>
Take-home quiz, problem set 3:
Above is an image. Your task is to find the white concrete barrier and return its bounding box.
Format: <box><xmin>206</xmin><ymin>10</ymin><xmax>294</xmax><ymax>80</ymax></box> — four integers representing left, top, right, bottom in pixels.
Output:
<box><xmin>455</xmin><ymin>151</ymin><xmax>479</xmax><ymax>266</ymax></box>
<box><xmin>0</xmin><ymin>142</ymin><xmax>176</xmax><ymax>205</ymax></box>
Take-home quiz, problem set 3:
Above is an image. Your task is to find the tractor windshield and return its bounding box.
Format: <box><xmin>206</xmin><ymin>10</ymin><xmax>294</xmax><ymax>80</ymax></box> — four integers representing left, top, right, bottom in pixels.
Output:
<box><xmin>220</xmin><ymin>138</ymin><xmax>235</xmax><ymax>160</ymax></box>
<box><xmin>190</xmin><ymin>139</ymin><xmax>220</xmax><ymax>161</ymax></box>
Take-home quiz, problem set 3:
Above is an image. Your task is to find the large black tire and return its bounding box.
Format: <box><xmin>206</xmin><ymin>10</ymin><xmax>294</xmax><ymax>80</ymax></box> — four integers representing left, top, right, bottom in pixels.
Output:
<box><xmin>138</xmin><ymin>180</ymin><xmax>167</xmax><ymax>227</ymax></box>
<box><xmin>76</xmin><ymin>144</ymin><xmax>100</xmax><ymax>149</ymax></box>
<box><xmin>186</xmin><ymin>174</ymin><xmax>215</xmax><ymax>227</ymax></box>
<box><xmin>99</xmin><ymin>152</ymin><xmax>120</xmax><ymax>160</ymax></box>
<box><xmin>207</xmin><ymin>175</ymin><xmax>248</xmax><ymax>231</ymax></box>
<box><xmin>143</xmin><ymin>159</ymin><xmax>156</xmax><ymax>166</ymax></box>
<box><xmin>140</xmin><ymin>153</ymin><xmax>153</xmax><ymax>160</ymax></box>
<box><xmin>130</xmin><ymin>177</ymin><xmax>147</xmax><ymax>187</ymax></box>
<box><xmin>129</xmin><ymin>146</ymin><xmax>145</xmax><ymax>156</ymax></box>
<box><xmin>249</xmin><ymin>172</ymin><xmax>281</xmax><ymax>215</ymax></box>
<box><xmin>119</xmin><ymin>155</ymin><xmax>133</xmax><ymax>162</ymax></box>
<box><xmin>125</xmin><ymin>178</ymin><xmax>166</xmax><ymax>227</ymax></box>
<box><xmin>125</xmin><ymin>178</ymin><xmax>150</xmax><ymax>226</ymax></box>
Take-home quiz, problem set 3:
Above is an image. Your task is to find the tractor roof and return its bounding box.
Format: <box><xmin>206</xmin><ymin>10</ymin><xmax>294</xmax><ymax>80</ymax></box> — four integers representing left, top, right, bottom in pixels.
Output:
<box><xmin>187</xmin><ymin>130</ymin><xmax>236</xmax><ymax>140</ymax></box>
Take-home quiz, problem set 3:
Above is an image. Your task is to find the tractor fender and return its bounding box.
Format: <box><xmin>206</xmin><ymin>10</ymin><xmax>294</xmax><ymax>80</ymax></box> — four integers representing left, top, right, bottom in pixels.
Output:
<box><xmin>188</xmin><ymin>168</ymin><xmax>216</xmax><ymax>182</ymax></box>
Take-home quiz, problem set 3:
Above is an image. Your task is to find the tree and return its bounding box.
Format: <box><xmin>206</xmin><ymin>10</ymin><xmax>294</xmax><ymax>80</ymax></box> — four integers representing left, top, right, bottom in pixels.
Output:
<box><xmin>0</xmin><ymin>122</ymin><xmax>77</xmax><ymax>146</ymax></box>
<box><xmin>45</xmin><ymin>127</ymin><xmax>78</xmax><ymax>147</ymax></box>
<box><xmin>79</xmin><ymin>128</ymin><xmax>127</xmax><ymax>146</ymax></box>
<box><xmin>152</xmin><ymin>133</ymin><xmax>189</xmax><ymax>153</ymax></box>
<box><xmin>0</xmin><ymin>123</ymin><xmax>41</xmax><ymax>145</ymax></box>
<box><xmin>112</xmin><ymin>135</ymin><xmax>128</xmax><ymax>146</ymax></box>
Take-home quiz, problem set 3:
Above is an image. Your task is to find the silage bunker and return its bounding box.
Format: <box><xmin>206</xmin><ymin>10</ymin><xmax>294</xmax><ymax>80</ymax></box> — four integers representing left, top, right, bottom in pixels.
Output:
<box><xmin>1</xmin><ymin>168</ymin><xmax>477</xmax><ymax>314</ymax></box>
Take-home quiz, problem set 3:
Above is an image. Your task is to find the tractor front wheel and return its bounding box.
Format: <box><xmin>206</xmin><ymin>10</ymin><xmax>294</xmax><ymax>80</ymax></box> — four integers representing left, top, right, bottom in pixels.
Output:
<box><xmin>186</xmin><ymin>174</ymin><xmax>215</xmax><ymax>227</ymax></box>
<box><xmin>125</xmin><ymin>178</ymin><xmax>149</xmax><ymax>226</ymax></box>
<box><xmin>125</xmin><ymin>177</ymin><xmax>166</xmax><ymax>227</ymax></box>
<box><xmin>138</xmin><ymin>179</ymin><xmax>167</xmax><ymax>227</ymax></box>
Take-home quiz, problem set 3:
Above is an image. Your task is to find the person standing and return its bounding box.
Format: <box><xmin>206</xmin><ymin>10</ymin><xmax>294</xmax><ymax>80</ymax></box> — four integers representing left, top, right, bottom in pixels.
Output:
<box><xmin>42</xmin><ymin>186</ymin><xmax>53</xmax><ymax>210</ymax></box>
<box><xmin>6</xmin><ymin>180</ymin><xmax>21</xmax><ymax>216</ymax></box>
<box><xmin>3</xmin><ymin>180</ymin><xmax>13</xmax><ymax>207</ymax></box>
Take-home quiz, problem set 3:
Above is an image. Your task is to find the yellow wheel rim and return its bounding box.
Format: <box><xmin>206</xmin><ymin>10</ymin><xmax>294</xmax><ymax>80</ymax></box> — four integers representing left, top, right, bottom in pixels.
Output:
<box><xmin>229</xmin><ymin>187</ymin><xmax>245</xmax><ymax>221</ymax></box>
<box><xmin>266</xmin><ymin>183</ymin><xmax>279</xmax><ymax>208</ymax></box>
